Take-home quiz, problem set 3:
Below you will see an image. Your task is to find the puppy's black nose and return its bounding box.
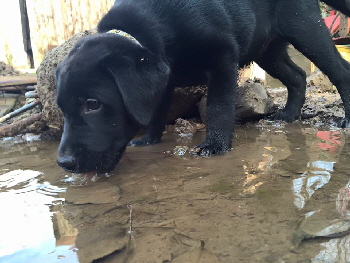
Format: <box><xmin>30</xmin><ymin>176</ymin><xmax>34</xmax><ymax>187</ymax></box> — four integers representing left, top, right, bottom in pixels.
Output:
<box><xmin>57</xmin><ymin>154</ymin><xmax>77</xmax><ymax>172</ymax></box>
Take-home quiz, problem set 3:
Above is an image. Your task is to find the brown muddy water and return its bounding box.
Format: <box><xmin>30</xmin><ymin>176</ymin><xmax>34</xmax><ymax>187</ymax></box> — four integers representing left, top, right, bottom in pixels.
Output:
<box><xmin>1</xmin><ymin>123</ymin><xmax>350</xmax><ymax>263</ymax></box>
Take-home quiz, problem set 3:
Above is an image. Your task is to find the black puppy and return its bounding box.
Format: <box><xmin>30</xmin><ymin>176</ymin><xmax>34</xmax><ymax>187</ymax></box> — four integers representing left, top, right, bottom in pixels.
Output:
<box><xmin>56</xmin><ymin>0</ymin><xmax>350</xmax><ymax>173</ymax></box>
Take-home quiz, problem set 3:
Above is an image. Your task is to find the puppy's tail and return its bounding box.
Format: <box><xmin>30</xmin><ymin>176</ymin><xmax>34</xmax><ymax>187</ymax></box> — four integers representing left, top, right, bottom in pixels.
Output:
<box><xmin>321</xmin><ymin>0</ymin><xmax>350</xmax><ymax>16</ymax></box>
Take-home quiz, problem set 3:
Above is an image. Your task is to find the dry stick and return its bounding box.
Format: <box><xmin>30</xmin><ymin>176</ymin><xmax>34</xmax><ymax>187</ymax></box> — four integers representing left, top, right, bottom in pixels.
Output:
<box><xmin>127</xmin><ymin>203</ymin><xmax>133</xmax><ymax>234</ymax></box>
<box><xmin>0</xmin><ymin>99</ymin><xmax>41</xmax><ymax>123</ymax></box>
<box><xmin>0</xmin><ymin>112</ymin><xmax>43</xmax><ymax>137</ymax></box>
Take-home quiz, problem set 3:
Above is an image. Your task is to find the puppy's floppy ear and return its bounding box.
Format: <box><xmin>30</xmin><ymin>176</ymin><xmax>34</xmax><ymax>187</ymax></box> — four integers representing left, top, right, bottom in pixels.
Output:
<box><xmin>107</xmin><ymin>47</ymin><xmax>170</xmax><ymax>127</ymax></box>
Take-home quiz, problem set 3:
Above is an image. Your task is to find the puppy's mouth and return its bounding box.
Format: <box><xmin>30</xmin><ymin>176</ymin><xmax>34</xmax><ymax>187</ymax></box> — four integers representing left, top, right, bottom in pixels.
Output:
<box><xmin>57</xmin><ymin>147</ymin><xmax>126</xmax><ymax>174</ymax></box>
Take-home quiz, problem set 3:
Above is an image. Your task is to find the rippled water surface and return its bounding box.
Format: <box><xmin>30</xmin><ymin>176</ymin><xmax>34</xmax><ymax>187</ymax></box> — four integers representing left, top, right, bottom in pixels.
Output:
<box><xmin>1</xmin><ymin>123</ymin><xmax>350</xmax><ymax>263</ymax></box>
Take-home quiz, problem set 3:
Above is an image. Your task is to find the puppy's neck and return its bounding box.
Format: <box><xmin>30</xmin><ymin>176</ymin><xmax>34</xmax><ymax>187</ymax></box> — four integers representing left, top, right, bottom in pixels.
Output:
<box><xmin>97</xmin><ymin>3</ymin><xmax>167</xmax><ymax>58</ymax></box>
<box><xmin>106</xmin><ymin>29</ymin><xmax>143</xmax><ymax>47</ymax></box>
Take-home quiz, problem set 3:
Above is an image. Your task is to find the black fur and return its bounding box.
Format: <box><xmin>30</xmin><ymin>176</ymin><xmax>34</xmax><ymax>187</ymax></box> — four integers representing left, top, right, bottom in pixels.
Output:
<box><xmin>56</xmin><ymin>0</ymin><xmax>350</xmax><ymax>173</ymax></box>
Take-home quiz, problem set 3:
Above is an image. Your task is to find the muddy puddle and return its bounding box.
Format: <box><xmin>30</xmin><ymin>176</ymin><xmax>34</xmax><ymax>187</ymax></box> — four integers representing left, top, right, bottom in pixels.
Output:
<box><xmin>1</xmin><ymin>123</ymin><xmax>350</xmax><ymax>263</ymax></box>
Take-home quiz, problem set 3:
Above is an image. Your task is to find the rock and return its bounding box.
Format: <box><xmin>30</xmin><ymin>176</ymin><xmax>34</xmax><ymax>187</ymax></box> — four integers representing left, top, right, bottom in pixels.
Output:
<box><xmin>36</xmin><ymin>29</ymin><xmax>97</xmax><ymax>139</ymax></box>
<box><xmin>266</xmin><ymin>87</ymin><xmax>287</xmax><ymax>113</ymax></box>
<box><xmin>291</xmin><ymin>210</ymin><xmax>350</xmax><ymax>251</ymax></box>
<box><xmin>174</xmin><ymin>118</ymin><xmax>205</xmax><ymax>135</ymax></box>
<box><xmin>167</xmin><ymin>86</ymin><xmax>207</xmax><ymax>123</ymax></box>
<box><xmin>198</xmin><ymin>80</ymin><xmax>273</xmax><ymax>124</ymax></box>
<box><xmin>266</xmin><ymin>87</ymin><xmax>287</xmax><ymax>99</ymax></box>
<box><xmin>306</xmin><ymin>69</ymin><xmax>334</xmax><ymax>93</ymax></box>
<box><xmin>236</xmin><ymin>80</ymin><xmax>273</xmax><ymax>119</ymax></box>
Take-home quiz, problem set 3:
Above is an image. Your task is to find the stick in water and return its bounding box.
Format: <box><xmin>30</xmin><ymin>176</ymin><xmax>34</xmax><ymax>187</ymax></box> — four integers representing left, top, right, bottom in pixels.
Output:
<box><xmin>127</xmin><ymin>203</ymin><xmax>133</xmax><ymax>234</ymax></box>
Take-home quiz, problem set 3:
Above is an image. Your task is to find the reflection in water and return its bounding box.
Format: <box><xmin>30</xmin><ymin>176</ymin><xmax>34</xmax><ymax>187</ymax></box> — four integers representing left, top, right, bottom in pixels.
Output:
<box><xmin>316</xmin><ymin>131</ymin><xmax>341</xmax><ymax>154</ymax></box>
<box><xmin>293</xmin><ymin>162</ymin><xmax>333</xmax><ymax>209</ymax></box>
<box><xmin>290</xmin><ymin>129</ymin><xmax>342</xmax><ymax>209</ymax></box>
<box><xmin>313</xmin><ymin>234</ymin><xmax>350</xmax><ymax>262</ymax></box>
<box><xmin>278</xmin><ymin>127</ymin><xmax>350</xmax><ymax>261</ymax></box>
<box><xmin>309</xmin><ymin>139</ymin><xmax>350</xmax><ymax>263</ymax></box>
<box><xmin>0</xmin><ymin>169</ymin><xmax>77</xmax><ymax>263</ymax></box>
<box><xmin>337</xmin><ymin>181</ymin><xmax>350</xmax><ymax>218</ymax></box>
<box><xmin>242</xmin><ymin>153</ymin><xmax>272</xmax><ymax>195</ymax></box>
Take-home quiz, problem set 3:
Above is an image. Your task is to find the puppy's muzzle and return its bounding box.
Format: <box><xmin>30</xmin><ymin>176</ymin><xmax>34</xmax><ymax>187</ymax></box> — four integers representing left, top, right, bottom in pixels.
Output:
<box><xmin>57</xmin><ymin>146</ymin><xmax>79</xmax><ymax>173</ymax></box>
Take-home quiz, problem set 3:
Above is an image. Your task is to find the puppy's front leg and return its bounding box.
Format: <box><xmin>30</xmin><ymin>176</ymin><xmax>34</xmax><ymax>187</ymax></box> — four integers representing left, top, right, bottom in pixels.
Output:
<box><xmin>130</xmin><ymin>86</ymin><xmax>174</xmax><ymax>146</ymax></box>
<box><xmin>195</xmin><ymin>62</ymin><xmax>237</xmax><ymax>155</ymax></box>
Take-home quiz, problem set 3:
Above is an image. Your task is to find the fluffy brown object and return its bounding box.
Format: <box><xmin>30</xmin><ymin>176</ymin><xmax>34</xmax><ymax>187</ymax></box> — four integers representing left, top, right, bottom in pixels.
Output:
<box><xmin>36</xmin><ymin>29</ymin><xmax>97</xmax><ymax>139</ymax></box>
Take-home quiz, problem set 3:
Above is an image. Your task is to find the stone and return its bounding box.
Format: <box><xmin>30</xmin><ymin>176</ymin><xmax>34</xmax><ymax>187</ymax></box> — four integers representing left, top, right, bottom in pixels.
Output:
<box><xmin>306</xmin><ymin>69</ymin><xmax>334</xmax><ymax>93</ymax></box>
<box><xmin>167</xmin><ymin>86</ymin><xmax>207</xmax><ymax>123</ymax></box>
<box><xmin>198</xmin><ymin>80</ymin><xmax>273</xmax><ymax>124</ymax></box>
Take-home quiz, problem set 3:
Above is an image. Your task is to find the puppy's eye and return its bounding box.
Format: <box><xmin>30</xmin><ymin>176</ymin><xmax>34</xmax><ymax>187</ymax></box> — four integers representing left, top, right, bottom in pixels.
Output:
<box><xmin>86</xmin><ymin>99</ymin><xmax>101</xmax><ymax>112</ymax></box>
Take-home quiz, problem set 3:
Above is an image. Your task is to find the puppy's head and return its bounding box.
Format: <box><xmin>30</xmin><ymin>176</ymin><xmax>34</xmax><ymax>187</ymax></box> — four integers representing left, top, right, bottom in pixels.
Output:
<box><xmin>55</xmin><ymin>33</ymin><xmax>170</xmax><ymax>173</ymax></box>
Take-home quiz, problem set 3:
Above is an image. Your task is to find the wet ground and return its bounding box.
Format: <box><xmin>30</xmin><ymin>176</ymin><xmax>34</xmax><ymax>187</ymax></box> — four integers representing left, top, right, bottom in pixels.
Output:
<box><xmin>1</xmin><ymin>123</ymin><xmax>350</xmax><ymax>263</ymax></box>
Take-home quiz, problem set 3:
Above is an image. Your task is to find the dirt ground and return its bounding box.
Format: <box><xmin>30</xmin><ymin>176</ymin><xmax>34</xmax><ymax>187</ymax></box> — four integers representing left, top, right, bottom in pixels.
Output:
<box><xmin>0</xmin><ymin>61</ymin><xmax>22</xmax><ymax>76</ymax></box>
<box><xmin>267</xmin><ymin>85</ymin><xmax>344</xmax><ymax>128</ymax></box>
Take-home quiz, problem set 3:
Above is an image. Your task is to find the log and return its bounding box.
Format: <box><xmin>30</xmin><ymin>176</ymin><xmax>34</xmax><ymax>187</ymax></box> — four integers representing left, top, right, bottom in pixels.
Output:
<box><xmin>0</xmin><ymin>113</ymin><xmax>43</xmax><ymax>137</ymax></box>
<box><xmin>0</xmin><ymin>76</ymin><xmax>37</xmax><ymax>87</ymax></box>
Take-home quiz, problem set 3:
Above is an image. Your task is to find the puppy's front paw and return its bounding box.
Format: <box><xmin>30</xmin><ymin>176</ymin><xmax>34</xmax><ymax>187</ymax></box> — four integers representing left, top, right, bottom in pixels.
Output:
<box><xmin>130</xmin><ymin>137</ymin><xmax>161</xmax><ymax>147</ymax></box>
<box><xmin>191</xmin><ymin>142</ymin><xmax>231</xmax><ymax>156</ymax></box>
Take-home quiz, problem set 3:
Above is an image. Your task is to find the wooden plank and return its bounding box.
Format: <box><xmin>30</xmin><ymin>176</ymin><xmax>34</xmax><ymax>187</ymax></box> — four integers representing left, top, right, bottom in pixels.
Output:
<box><xmin>0</xmin><ymin>76</ymin><xmax>37</xmax><ymax>87</ymax></box>
<box><xmin>339</xmin><ymin>14</ymin><xmax>349</xmax><ymax>38</ymax></box>
<box><xmin>26</xmin><ymin>0</ymin><xmax>114</xmax><ymax>66</ymax></box>
<box><xmin>0</xmin><ymin>86</ymin><xmax>35</xmax><ymax>92</ymax></box>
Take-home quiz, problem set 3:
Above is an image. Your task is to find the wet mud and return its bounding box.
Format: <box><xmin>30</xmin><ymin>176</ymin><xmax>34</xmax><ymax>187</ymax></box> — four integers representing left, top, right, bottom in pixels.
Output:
<box><xmin>1</xmin><ymin>124</ymin><xmax>350</xmax><ymax>263</ymax></box>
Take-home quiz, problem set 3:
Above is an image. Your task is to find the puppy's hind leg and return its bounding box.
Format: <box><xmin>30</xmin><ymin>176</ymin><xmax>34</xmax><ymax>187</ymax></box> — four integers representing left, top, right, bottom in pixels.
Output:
<box><xmin>130</xmin><ymin>86</ymin><xmax>174</xmax><ymax>146</ymax></box>
<box><xmin>255</xmin><ymin>39</ymin><xmax>307</xmax><ymax>122</ymax></box>
<box><xmin>279</xmin><ymin>3</ymin><xmax>350</xmax><ymax>127</ymax></box>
